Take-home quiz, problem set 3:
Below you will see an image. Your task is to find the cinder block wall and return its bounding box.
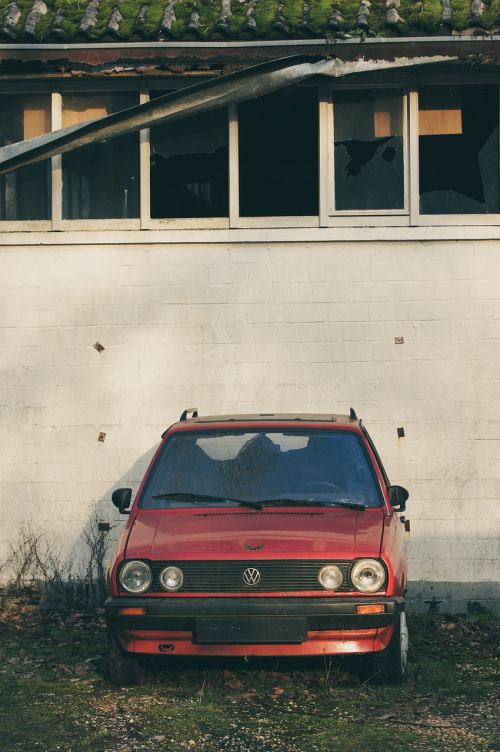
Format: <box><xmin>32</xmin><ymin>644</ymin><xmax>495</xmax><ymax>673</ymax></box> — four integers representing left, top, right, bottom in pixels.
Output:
<box><xmin>1</xmin><ymin>239</ymin><xmax>499</xmax><ymax>612</ymax></box>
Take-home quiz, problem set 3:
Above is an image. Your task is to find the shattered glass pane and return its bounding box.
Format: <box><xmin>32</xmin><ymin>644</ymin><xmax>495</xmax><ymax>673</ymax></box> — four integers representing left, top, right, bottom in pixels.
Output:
<box><xmin>419</xmin><ymin>85</ymin><xmax>499</xmax><ymax>214</ymax></box>
<box><xmin>333</xmin><ymin>90</ymin><xmax>404</xmax><ymax>211</ymax></box>
<box><xmin>150</xmin><ymin>103</ymin><xmax>228</xmax><ymax>218</ymax></box>
<box><xmin>0</xmin><ymin>95</ymin><xmax>51</xmax><ymax>221</ymax></box>
<box><xmin>62</xmin><ymin>94</ymin><xmax>139</xmax><ymax>220</ymax></box>
<box><xmin>239</xmin><ymin>88</ymin><xmax>318</xmax><ymax>216</ymax></box>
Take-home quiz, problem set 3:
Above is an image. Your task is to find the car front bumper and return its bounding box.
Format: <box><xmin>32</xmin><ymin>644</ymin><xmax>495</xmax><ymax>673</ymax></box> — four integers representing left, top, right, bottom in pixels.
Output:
<box><xmin>105</xmin><ymin>596</ymin><xmax>404</xmax><ymax>657</ymax></box>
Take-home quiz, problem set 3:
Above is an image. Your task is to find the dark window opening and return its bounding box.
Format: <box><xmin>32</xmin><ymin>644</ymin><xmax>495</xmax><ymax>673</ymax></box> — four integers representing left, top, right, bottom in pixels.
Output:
<box><xmin>333</xmin><ymin>90</ymin><xmax>404</xmax><ymax>211</ymax></box>
<box><xmin>62</xmin><ymin>94</ymin><xmax>139</xmax><ymax>220</ymax></box>
<box><xmin>238</xmin><ymin>88</ymin><xmax>318</xmax><ymax>217</ymax></box>
<box><xmin>150</xmin><ymin>105</ymin><xmax>228</xmax><ymax>219</ymax></box>
<box><xmin>0</xmin><ymin>96</ymin><xmax>51</xmax><ymax>221</ymax></box>
<box><xmin>419</xmin><ymin>85</ymin><xmax>499</xmax><ymax>215</ymax></box>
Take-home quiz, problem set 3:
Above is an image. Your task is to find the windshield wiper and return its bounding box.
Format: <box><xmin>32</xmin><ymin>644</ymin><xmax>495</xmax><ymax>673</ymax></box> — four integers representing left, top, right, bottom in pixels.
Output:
<box><xmin>151</xmin><ymin>492</ymin><xmax>365</xmax><ymax>512</ymax></box>
<box><xmin>151</xmin><ymin>491</ymin><xmax>263</xmax><ymax>511</ymax></box>
<box><xmin>255</xmin><ymin>498</ymin><xmax>366</xmax><ymax>512</ymax></box>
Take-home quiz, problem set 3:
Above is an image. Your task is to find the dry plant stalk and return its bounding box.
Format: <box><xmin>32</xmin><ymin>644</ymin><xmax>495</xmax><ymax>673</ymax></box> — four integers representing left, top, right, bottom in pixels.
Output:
<box><xmin>0</xmin><ymin>513</ymin><xmax>112</xmax><ymax>610</ymax></box>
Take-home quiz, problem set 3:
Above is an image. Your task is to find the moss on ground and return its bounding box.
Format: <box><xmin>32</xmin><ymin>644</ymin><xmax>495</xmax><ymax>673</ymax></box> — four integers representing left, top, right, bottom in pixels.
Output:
<box><xmin>0</xmin><ymin>604</ymin><xmax>498</xmax><ymax>752</ymax></box>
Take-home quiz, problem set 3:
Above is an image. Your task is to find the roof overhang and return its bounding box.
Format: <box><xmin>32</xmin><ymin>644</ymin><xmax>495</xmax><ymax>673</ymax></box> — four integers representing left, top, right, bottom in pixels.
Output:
<box><xmin>1</xmin><ymin>35</ymin><xmax>499</xmax><ymax>49</ymax></box>
<box><xmin>0</xmin><ymin>52</ymin><xmax>459</xmax><ymax>175</ymax></box>
<box><xmin>0</xmin><ymin>35</ymin><xmax>497</xmax><ymax>75</ymax></box>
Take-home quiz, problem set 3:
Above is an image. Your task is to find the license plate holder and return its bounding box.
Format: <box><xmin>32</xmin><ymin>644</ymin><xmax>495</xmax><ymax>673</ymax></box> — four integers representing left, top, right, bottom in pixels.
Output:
<box><xmin>195</xmin><ymin>616</ymin><xmax>307</xmax><ymax>644</ymax></box>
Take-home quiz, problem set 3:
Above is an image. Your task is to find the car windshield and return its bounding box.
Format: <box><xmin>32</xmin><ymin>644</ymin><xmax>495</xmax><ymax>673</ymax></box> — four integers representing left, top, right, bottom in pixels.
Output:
<box><xmin>140</xmin><ymin>429</ymin><xmax>383</xmax><ymax>509</ymax></box>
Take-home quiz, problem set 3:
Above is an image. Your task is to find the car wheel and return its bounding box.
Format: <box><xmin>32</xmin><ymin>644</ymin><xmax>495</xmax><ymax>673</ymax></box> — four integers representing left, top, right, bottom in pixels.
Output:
<box><xmin>370</xmin><ymin>611</ymin><xmax>409</xmax><ymax>684</ymax></box>
<box><xmin>106</xmin><ymin>626</ymin><xmax>146</xmax><ymax>686</ymax></box>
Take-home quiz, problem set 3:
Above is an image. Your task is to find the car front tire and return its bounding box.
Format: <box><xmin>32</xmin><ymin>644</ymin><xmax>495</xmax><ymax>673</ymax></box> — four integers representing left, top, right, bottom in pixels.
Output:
<box><xmin>106</xmin><ymin>626</ymin><xmax>146</xmax><ymax>686</ymax></box>
<box><xmin>370</xmin><ymin>611</ymin><xmax>409</xmax><ymax>684</ymax></box>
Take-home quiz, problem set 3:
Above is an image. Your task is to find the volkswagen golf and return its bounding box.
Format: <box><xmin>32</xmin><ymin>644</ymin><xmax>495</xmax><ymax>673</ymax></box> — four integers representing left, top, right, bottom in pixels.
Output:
<box><xmin>105</xmin><ymin>409</ymin><xmax>409</xmax><ymax>684</ymax></box>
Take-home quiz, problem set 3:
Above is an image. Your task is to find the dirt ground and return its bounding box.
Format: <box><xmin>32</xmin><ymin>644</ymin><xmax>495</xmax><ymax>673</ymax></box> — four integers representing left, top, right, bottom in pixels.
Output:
<box><xmin>0</xmin><ymin>595</ymin><xmax>498</xmax><ymax>752</ymax></box>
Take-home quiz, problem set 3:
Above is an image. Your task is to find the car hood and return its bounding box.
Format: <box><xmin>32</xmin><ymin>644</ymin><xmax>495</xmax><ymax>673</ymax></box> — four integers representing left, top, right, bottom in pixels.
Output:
<box><xmin>125</xmin><ymin>507</ymin><xmax>384</xmax><ymax>560</ymax></box>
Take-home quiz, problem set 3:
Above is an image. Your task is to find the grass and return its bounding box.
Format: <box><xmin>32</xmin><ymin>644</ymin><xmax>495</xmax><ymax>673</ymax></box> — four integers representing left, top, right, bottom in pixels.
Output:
<box><xmin>0</xmin><ymin>597</ymin><xmax>498</xmax><ymax>752</ymax></box>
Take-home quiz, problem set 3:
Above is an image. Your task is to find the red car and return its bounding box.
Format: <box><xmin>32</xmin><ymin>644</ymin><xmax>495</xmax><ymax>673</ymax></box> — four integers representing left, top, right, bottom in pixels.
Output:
<box><xmin>106</xmin><ymin>410</ymin><xmax>409</xmax><ymax>684</ymax></box>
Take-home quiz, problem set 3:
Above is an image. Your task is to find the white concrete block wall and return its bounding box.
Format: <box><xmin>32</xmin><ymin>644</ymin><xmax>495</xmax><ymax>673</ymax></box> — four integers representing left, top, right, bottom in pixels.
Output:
<box><xmin>0</xmin><ymin>239</ymin><xmax>499</xmax><ymax>609</ymax></box>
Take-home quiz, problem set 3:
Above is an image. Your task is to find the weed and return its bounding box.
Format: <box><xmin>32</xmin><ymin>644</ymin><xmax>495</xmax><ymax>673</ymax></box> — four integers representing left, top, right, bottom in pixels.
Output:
<box><xmin>0</xmin><ymin>513</ymin><xmax>111</xmax><ymax>611</ymax></box>
<box><xmin>0</xmin><ymin>609</ymin><xmax>498</xmax><ymax>752</ymax></box>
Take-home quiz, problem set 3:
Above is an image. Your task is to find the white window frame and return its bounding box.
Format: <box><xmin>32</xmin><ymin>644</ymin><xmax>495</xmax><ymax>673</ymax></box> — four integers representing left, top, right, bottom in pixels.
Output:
<box><xmin>145</xmin><ymin>96</ymin><xmax>229</xmax><ymax>231</ymax></box>
<box><xmin>228</xmin><ymin>98</ymin><xmax>319</xmax><ymax>229</ymax></box>
<box><xmin>0</xmin><ymin>80</ymin><xmax>499</xmax><ymax>234</ymax></box>
<box><xmin>326</xmin><ymin>87</ymin><xmax>410</xmax><ymax>225</ymax></box>
<box><xmin>0</xmin><ymin>92</ymin><xmax>52</xmax><ymax>231</ymax></box>
<box><xmin>55</xmin><ymin>90</ymin><xmax>141</xmax><ymax>231</ymax></box>
<box><xmin>410</xmin><ymin>82</ymin><xmax>500</xmax><ymax>227</ymax></box>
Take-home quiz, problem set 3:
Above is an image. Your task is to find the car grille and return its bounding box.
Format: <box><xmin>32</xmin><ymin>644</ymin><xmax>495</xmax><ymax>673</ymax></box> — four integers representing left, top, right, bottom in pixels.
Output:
<box><xmin>147</xmin><ymin>560</ymin><xmax>354</xmax><ymax>593</ymax></box>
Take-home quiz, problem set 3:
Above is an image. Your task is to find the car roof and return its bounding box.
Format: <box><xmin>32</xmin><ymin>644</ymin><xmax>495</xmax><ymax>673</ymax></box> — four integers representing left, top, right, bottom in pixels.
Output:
<box><xmin>188</xmin><ymin>413</ymin><xmax>355</xmax><ymax>424</ymax></box>
<box><xmin>170</xmin><ymin>411</ymin><xmax>358</xmax><ymax>428</ymax></box>
<box><xmin>161</xmin><ymin>410</ymin><xmax>362</xmax><ymax>437</ymax></box>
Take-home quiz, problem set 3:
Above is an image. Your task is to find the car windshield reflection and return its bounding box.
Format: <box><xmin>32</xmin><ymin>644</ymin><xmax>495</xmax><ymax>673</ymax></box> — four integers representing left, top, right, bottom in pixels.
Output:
<box><xmin>140</xmin><ymin>430</ymin><xmax>382</xmax><ymax>509</ymax></box>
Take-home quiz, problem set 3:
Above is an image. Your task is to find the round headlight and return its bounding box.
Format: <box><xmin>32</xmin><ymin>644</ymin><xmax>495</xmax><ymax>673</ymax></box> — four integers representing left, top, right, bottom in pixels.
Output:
<box><xmin>119</xmin><ymin>560</ymin><xmax>152</xmax><ymax>594</ymax></box>
<box><xmin>160</xmin><ymin>566</ymin><xmax>184</xmax><ymax>592</ymax></box>
<box><xmin>318</xmin><ymin>565</ymin><xmax>343</xmax><ymax>591</ymax></box>
<box><xmin>351</xmin><ymin>559</ymin><xmax>386</xmax><ymax>593</ymax></box>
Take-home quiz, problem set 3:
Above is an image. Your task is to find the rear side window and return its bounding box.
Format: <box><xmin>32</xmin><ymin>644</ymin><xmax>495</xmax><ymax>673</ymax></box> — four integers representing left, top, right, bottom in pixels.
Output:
<box><xmin>140</xmin><ymin>430</ymin><xmax>383</xmax><ymax>509</ymax></box>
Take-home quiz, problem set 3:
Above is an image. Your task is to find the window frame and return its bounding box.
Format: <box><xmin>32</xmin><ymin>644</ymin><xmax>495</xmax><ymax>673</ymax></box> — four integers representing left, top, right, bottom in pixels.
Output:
<box><xmin>0</xmin><ymin>92</ymin><xmax>52</xmax><ymax>230</ymax></box>
<box><xmin>327</xmin><ymin>86</ymin><xmax>410</xmax><ymax>221</ymax></box>
<box><xmin>232</xmin><ymin>87</ymin><xmax>320</xmax><ymax>228</ymax></box>
<box><xmin>145</xmin><ymin>92</ymin><xmax>230</xmax><ymax>231</ymax></box>
<box><xmin>0</xmin><ymin>79</ymin><xmax>499</xmax><ymax>232</ymax></box>
<box><xmin>410</xmin><ymin>82</ymin><xmax>500</xmax><ymax>226</ymax></box>
<box><xmin>55</xmin><ymin>90</ymin><xmax>142</xmax><ymax>230</ymax></box>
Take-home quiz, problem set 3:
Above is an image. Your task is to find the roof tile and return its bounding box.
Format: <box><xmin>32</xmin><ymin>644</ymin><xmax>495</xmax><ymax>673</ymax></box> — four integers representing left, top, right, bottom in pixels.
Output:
<box><xmin>0</xmin><ymin>0</ymin><xmax>498</xmax><ymax>41</ymax></box>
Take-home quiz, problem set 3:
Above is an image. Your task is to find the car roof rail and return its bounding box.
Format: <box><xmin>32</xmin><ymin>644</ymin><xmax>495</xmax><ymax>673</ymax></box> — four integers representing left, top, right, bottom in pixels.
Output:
<box><xmin>349</xmin><ymin>407</ymin><xmax>357</xmax><ymax>420</ymax></box>
<box><xmin>180</xmin><ymin>407</ymin><xmax>199</xmax><ymax>422</ymax></box>
<box><xmin>161</xmin><ymin>408</ymin><xmax>199</xmax><ymax>438</ymax></box>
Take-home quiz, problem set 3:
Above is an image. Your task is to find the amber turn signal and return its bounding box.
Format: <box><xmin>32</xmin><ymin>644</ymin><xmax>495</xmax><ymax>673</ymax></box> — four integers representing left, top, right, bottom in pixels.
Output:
<box><xmin>355</xmin><ymin>604</ymin><xmax>386</xmax><ymax>615</ymax></box>
<box><xmin>119</xmin><ymin>607</ymin><xmax>147</xmax><ymax>616</ymax></box>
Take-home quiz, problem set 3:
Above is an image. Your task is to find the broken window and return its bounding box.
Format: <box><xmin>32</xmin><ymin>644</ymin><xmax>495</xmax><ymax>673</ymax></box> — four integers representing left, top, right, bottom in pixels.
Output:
<box><xmin>62</xmin><ymin>94</ymin><xmax>139</xmax><ymax>219</ymax></box>
<box><xmin>0</xmin><ymin>96</ymin><xmax>51</xmax><ymax>220</ymax></box>
<box><xmin>150</xmin><ymin>104</ymin><xmax>228</xmax><ymax>218</ymax></box>
<box><xmin>419</xmin><ymin>85</ymin><xmax>499</xmax><ymax>214</ymax></box>
<box><xmin>333</xmin><ymin>90</ymin><xmax>405</xmax><ymax>211</ymax></box>
<box><xmin>238</xmin><ymin>88</ymin><xmax>318</xmax><ymax>216</ymax></box>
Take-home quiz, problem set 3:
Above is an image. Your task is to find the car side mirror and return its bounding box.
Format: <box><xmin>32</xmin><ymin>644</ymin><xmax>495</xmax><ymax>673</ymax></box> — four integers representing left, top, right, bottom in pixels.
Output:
<box><xmin>388</xmin><ymin>485</ymin><xmax>409</xmax><ymax>512</ymax></box>
<box><xmin>112</xmin><ymin>488</ymin><xmax>132</xmax><ymax>514</ymax></box>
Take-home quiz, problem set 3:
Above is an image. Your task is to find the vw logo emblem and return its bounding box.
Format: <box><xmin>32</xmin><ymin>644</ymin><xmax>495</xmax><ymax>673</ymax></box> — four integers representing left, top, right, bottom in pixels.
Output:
<box><xmin>242</xmin><ymin>567</ymin><xmax>261</xmax><ymax>586</ymax></box>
